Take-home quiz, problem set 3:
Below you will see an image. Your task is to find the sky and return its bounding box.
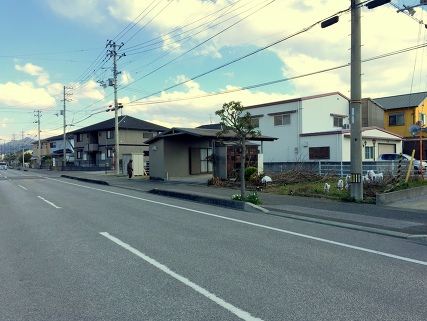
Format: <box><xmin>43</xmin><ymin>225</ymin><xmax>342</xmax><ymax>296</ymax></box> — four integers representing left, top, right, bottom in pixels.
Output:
<box><xmin>1</xmin><ymin>0</ymin><xmax>427</xmax><ymax>146</ymax></box>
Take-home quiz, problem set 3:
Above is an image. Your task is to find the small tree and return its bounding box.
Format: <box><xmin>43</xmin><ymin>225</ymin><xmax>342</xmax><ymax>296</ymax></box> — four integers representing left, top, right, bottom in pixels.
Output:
<box><xmin>215</xmin><ymin>101</ymin><xmax>260</xmax><ymax>198</ymax></box>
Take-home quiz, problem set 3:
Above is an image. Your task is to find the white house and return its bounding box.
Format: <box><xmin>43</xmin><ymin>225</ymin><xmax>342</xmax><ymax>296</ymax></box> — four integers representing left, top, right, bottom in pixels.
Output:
<box><xmin>245</xmin><ymin>92</ymin><xmax>402</xmax><ymax>162</ymax></box>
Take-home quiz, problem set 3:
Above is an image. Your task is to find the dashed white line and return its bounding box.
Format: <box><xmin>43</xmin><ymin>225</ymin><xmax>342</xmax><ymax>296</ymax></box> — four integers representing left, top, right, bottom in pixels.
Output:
<box><xmin>37</xmin><ymin>196</ymin><xmax>61</xmax><ymax>209</ymax></box>
<box><xmin>18</xmin><ymin>185</ymin><xmax>27</xmax><ymax>190</ymax></box>
<box><xmin>100</xmin><ymin>232</ymin><xmax>262</xmax><ymax>321</ymax></box>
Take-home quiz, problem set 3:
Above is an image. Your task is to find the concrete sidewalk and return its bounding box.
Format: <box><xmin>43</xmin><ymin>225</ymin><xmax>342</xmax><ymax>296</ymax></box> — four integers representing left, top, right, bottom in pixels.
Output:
<box><xmin>34</xmin><ymin>169</ymin><xmax>427</xmax><ymax>242</ymax></box>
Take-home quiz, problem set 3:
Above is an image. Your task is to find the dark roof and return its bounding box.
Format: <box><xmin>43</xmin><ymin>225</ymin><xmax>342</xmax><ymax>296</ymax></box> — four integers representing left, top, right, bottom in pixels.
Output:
<box><xmin>197</xmin><ymin>123</ymin><xmax>223</xmax><ymax>130</ymax></box>
<box><xmin>44</xmin><ymin>134</ymin><xmax>74</xmax><ymax>141</ymax></box>
<box><xmin>373</xmin><ymin>92</ymin><xmax>427</xmax><ymax>110</ymax></box>
<box><xmin>144</xmin><ymin>127</ymin><xmax>277</xmax><ymax>144</ymax></box>
<box><xmin>70</xmin><ymin>115</ymin><xmax>169</xmax><ymax>134</ymax></box>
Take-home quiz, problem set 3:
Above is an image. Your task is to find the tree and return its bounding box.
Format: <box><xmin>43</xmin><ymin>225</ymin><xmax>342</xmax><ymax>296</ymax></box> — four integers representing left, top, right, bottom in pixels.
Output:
<box><xmin>215</xmin><ymin>101</ymin><xmax>260</xmax><ymax>198</ymax></box>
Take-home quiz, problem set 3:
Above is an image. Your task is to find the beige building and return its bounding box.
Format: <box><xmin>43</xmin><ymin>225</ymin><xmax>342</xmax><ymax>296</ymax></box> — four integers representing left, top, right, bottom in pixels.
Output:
<box><xmin>145</xmin><ymin>125</ymin><xmax>277</xmax><ymax>180</ymax></box>
<box><xmin>71</xmin><ymin>115</ymin><xmax>168</xmax><ymax>171</ymax></box>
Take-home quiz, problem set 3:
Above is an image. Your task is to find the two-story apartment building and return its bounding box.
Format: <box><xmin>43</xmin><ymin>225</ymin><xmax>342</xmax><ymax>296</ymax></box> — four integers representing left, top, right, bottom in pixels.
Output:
<box><xmin>71</xmin><ymin>115</ymin><xmax>168</xmax><ymax>170</ymax></box>
<box><xmin>373</xmin><ymin>91</ymin><xmax>427</xmax><ymax>160</ymax></box>
<box><xmin>245</xmin><ymin>92</ymin><xmax>402</xmax><ymax>163</ymax></box>
<box><xmin>31</xmin><ymin>139</ymin><xmax>51</xmax><ymax>166</ymax></box>
<box><xmin>45</xmin><ymin>134</ymin><xmax>74</xmax><ymax>168</ymax></box>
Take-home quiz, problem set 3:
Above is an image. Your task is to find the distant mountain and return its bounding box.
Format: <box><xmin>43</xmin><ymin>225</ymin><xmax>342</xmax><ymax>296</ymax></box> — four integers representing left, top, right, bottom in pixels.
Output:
<box><xmin>1</xmin><ymin>140</ymin><xmax>35</xmax><ymax>154</ymax></box>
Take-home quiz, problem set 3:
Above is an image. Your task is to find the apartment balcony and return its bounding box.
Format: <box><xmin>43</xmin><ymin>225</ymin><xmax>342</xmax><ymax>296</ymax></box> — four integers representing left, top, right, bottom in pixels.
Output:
<box><xmin>84</xmin><ymin>143</ymin><xmax>99</xmax><ymax>152</ymax></box>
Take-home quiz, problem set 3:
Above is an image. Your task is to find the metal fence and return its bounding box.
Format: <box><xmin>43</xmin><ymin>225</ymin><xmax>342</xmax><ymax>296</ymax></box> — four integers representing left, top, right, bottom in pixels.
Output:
<box><xmin>263</xmin><ymin>161</ymin><xmax>416</xmax><ymax>177</ymax></box>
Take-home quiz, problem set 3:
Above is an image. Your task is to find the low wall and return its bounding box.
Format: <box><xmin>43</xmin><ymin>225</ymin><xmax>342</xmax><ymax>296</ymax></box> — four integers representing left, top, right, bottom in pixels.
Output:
<box><xmin>376</xmin><ymin>186</ymin><xmax>427</xmax><ymax>205</ymax></box>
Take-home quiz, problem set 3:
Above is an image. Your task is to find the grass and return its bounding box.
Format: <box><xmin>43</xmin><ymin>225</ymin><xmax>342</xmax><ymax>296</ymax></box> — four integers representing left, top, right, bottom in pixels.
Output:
<box><xmin>262</xmin><ymin>174</ymin><xmax>427</xmax><ymax>204</ymax></box>
<box><xmin>210</xmin><ymin>170</ymin><xmax>427</xmax><ymax>204</ymax></box>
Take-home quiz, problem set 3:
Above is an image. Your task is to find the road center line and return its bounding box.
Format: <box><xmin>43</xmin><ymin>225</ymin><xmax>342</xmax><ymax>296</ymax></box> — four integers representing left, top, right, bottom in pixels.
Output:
<box><xmin>100</xmin><ymin>232</ymin><xmax>262</xmax><ymax>321</ymax></box>
<box><xmin>18</xmin><ymin>185</ymin><xmax>27</xmax><ymax>190</ymax></box>
<box><xmin>37</xmin><ymin>196</ymin><xmax>61</xmax><ymax>209</ymax></box>
<box><xmin>50</xmin><ymin>177</ymin><xmax>427</xmax><ymax>266</ymax></box>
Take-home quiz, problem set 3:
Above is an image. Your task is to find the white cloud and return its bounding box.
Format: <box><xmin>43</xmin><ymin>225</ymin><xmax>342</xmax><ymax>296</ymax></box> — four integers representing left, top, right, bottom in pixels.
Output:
<box><xmin>0</xmin><ymin>81</ymin><xmax>56</xmax><ymax>108</ymax></box>
<box><xmin>15</xmin><ymin>63</ymin><xmax>50</xmax><ymax>86</ymax></box>
<box><xmin>120</xmin><ymin>71</ymin><xmax>133</xmax><ymax>85</ymax></box>
<box><xmin>69</xmin><ymin>80</ymin><xmax>105</xmax><ymax>103</ymax></box>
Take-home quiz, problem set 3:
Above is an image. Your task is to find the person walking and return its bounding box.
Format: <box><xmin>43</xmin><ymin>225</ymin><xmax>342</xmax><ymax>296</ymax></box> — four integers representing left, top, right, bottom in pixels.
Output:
<box><xmin>127</xmin><ymin>159</ymin><xmax>133</xmax><ymax>179</ymax></box>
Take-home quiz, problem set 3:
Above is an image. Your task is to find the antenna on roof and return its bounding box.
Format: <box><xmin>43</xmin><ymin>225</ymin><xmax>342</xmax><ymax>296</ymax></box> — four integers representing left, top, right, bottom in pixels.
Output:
<box><xmin>408</xmin><ymin>123</ymin><xmax>427</xmax><ymax>136</ymax></box>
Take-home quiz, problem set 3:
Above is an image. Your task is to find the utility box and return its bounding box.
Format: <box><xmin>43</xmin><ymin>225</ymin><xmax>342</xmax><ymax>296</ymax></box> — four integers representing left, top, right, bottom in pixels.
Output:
<box><xmin>122</xmin><ymin>153</ymin><xmax>146</xmax><ymax>176</ymax></box>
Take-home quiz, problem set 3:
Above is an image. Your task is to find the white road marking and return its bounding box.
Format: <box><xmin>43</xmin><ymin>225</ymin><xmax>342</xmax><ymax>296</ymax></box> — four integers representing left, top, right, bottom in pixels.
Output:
<box><xmin>37</xmin><ymin>196</ymin><xmax>61</xmax><ymax>209</ymax></box>
<box><xmin>49</xmin><ymin>177</ymin><xmax>427</xmax><ymax>266</ymax></box>
<box><xmin>100</xmin><ymin>232</ymin><xmax>262</xmax><ymax>321</ymax></box>
<box><xmin>18</xmin><ymin>185</ymin><xmax>27</xmax><ymax>190</ymax></box>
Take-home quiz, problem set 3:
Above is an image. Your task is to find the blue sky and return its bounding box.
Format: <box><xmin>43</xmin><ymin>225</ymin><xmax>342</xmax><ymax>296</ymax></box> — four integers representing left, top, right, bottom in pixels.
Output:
<box><xmin>1</xmin><ymin>0</ymin><xmax>426</xmax><ymax>145</ymax></box>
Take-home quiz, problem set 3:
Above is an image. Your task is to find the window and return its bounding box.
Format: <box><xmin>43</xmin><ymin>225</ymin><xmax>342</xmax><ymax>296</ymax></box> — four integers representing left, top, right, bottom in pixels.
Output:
<box><xmin>50</xmin><ymin>142</ymin><xmax>56</xmax><ymax>148</ymax></box>
<box><xmin>389</xmin><ymin>113</ymin><xmax>404</xmax><ymax>126</ymax></box>
<box><xmin>333</xmin><ymin>116</ymin><xmax>344</xmax><ymax>127</ymax></box>
<box><xmin>365</xmin><ymin>146</ymin><xmax>373</xmax><ymax>159</ymax></box>
<box><xmin>77</xmin><ymin>134</ymin><xmax>83</xmax><ymax>142</ymax></box>
<box><xmin>107</xmin><ymin>149</ymin><xmax>112</xmax><ymax>157</ymax></box>
<box><xmin>143</xmin><ymin>132</ymin><xmax>154</xmax><ymax>139</ymax></box>
<box><xmin>309</xmin><ymin>147</ymin><xmax>330</xmax><ymax>160</ymax></box>
<box><xmin>77</xmin><ymin>151</ymin><xmax>82</xmax><ymax>159</ymax></box>
<box><xmin>107</xmin><ymin>130</ymin><xmax>113</xmax><ymax>139</ymax></box>
<box><xmin>251</xmin><ymin>118</ymin><xmax>260</xmax><ymax>128</ymax></box>
<box><xmin>420</xmin><ymin>113</ymin><xmax>426</xmax><ymax>126</ymax></box>
<box><xmin>274</xmin><ymin>114</ymin><xmax>290</xmax><ymax>126</ymax></box>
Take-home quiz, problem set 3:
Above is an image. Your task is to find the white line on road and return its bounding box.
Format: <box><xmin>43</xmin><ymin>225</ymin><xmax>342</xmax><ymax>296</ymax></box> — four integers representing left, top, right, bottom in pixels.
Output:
<box><xmin>100</xmin><ymin>232</ymin><xmax>262</xmax><ymax>321</ymax></box>
<box><xmin>49</xmin><ymin>177</ymin><xmax>427</xmax><ymax>266</ymax></box>
<box><xmin>18</xmin><ymin>185</ymin><xmax>27</xmax><ymax>190</ymax></box>
<box><xmin>37</xmin><ymin>196</ymin><xmax>61</xmax><ymax>209</ymax></box>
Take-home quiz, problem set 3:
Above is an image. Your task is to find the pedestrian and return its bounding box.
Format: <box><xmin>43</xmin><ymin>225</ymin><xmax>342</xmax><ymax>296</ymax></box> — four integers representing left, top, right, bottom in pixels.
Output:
<box><xmin>127</xmin><ymin>159</ymin><xmax>133</xmax><ymax>179</ymax></box>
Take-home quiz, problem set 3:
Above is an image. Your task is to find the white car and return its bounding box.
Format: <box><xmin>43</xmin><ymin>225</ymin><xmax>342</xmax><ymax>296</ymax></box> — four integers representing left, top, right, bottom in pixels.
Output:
<box><xmin>376</xmin><ymin>153</ymin><xmax>427</xmax><ymax>171</ymax></box>
<box><xmin>0</xmin><ymin>162</ymin><xmax>7</xmax><ymax>170</ymax></box>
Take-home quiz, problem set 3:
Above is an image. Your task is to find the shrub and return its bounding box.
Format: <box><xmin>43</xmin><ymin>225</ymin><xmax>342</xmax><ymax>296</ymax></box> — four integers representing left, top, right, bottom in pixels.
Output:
<box><xmin>231</xmin><ymin>192</ymin><xmax>262</xmax><ymax>205</ymax></box>
<box><xmin>245</xmin><ymin>192</ymin><xmax>262</xmax><ymax>205</ymax></box>
<box><xmin>231</xmin><ymin>194</ymin><xmax>243</xmax><ymax>201</ymax></box>
<box><xmin>245</xmin><ymin>166</ymin><xmax>258</xmax><ymax>181</ymax></box>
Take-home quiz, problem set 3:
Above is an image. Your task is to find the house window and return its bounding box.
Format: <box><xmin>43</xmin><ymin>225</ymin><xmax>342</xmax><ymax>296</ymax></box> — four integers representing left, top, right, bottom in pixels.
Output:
<box><xmin>251</xmin><ymin>117</ymin><xmax>260</xmax><ymax>128</ymax></box>
<box><xmin>365</xmin><ymin>146</ymin><xmax>373</xmax><ymax>159</ymax></box>
<box><xmin>107</xmin><ymin>130</ymin><xmax>113</xmax><ymax>139</ymax></box>
<box><xmin>389</xmin><ymin>113</ymin><xmax>404</xmax><ymax>126</ymax></box>
<box><xmin>333</xmin><ymin>116</ymin><xmax>344</xmax><ymax>127</ymax></box>
<box><xmin>274</xmin><ymin>114</ymin><xmax>291</xmax><ymax>126</ymax></box>
<box><xmin>143</xmin><ymin>132</ymin><xmax>154</xmax><ymax>139</ymax></box>
<box><xmin>77</xmin><ymin>134</ymin><xmax>83</xmax><ymax>142</ymax></box>
<box><xmin>50</xmin><ymin>142</ymin><xmax>56</xmax><ymax>148</ymax></box>
<box><xmin>420</xmin><ymin>113</ymin><xmax>426</xmax><ymax>126</ymax></box>
<box><xmin>77</xmin><ymin>151</ymin><xmax>82</xmax><ymax>159</ymax></box>
<box><xmin>107</xmin><ymin>149</ymin><xmax>112</xmax><ymax>157</ymax></box>
<box><xmin>309</xmin><ymin>147</ymin><xmax>330</xmax><ymax>160</ymax></box>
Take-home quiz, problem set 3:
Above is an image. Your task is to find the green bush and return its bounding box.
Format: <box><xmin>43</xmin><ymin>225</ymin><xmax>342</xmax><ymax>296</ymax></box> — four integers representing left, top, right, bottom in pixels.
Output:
<box><xmin>245</xmin><ymin>192</ymin><xmax>262</xmax><ymax>205</ymax></box>
<box><xmin>231</xmin><ymin>192</ymin><xmax>262</xmax><ymax>205</ymax></box>
<box><xmin>244</xmin><ymin>166</ymin><xmax>258</xmax><ymax>181</ymax></box>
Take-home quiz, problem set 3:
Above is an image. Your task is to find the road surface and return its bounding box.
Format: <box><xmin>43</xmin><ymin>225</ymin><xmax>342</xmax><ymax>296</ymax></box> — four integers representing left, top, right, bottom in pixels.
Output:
<box><xmin>1</xmin><ymin>169</ymin><xmax>426</xmax><ymax>320</ymax></box>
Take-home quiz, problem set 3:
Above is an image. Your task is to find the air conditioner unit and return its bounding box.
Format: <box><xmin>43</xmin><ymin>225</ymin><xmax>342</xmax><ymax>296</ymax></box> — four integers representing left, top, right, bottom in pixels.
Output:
<box><xmin>342</xmin><ymin>124</ymin><xmax>350</xmax><ymax>129</ymax></box>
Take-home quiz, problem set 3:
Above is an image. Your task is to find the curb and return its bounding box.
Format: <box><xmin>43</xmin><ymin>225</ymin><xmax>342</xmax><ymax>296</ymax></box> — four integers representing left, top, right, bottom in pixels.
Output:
<box><xmin>149</xmin><ymin>188</ymin><xmax>248</xmax><ymax>211</ymax></box>
<box><xmin>61</xmin><ymin>175</ymin><xmax>110</xmax><ymax>186</ymax></box>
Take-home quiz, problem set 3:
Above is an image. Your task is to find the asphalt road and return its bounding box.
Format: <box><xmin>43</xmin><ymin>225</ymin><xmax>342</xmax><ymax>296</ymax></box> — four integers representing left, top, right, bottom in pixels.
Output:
<box><xmin>1</xmin><ymin>170</ymin><xmax>427</xmax><ymax>320</ymax></box>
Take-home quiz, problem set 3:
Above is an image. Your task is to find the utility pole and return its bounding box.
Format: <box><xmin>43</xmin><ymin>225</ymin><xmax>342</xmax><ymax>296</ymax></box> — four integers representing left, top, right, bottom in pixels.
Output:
<box><xmin>34</xmin><ymin>110</ymin><xmax>41</xmax><ymax>168</ymax></box>
<box><xmin>106</xmin><ymin>40</ymin><xmax>125</xmax><ymax>175</ymax></box>
<box><xmin>350</xmin><ymin>0</ymin><xmax>363</xmax><ymax>201</ymax></box>
<box><xmin>61</xmin><ymin>86</ymin><xmax>72</xmax><ymax>170</ymax></box>
<box><xmin>21</xmin><ymin>130</ymin><xmax>24</xmax><ymax>167</ymax></box>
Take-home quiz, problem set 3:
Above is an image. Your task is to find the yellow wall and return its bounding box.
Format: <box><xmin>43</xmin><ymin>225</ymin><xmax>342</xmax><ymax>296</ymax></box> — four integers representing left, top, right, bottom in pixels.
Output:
<box><xmin>384</xmin><ymin>97</ymin><xmax>427</xmax><ymax>138</ymax></box>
